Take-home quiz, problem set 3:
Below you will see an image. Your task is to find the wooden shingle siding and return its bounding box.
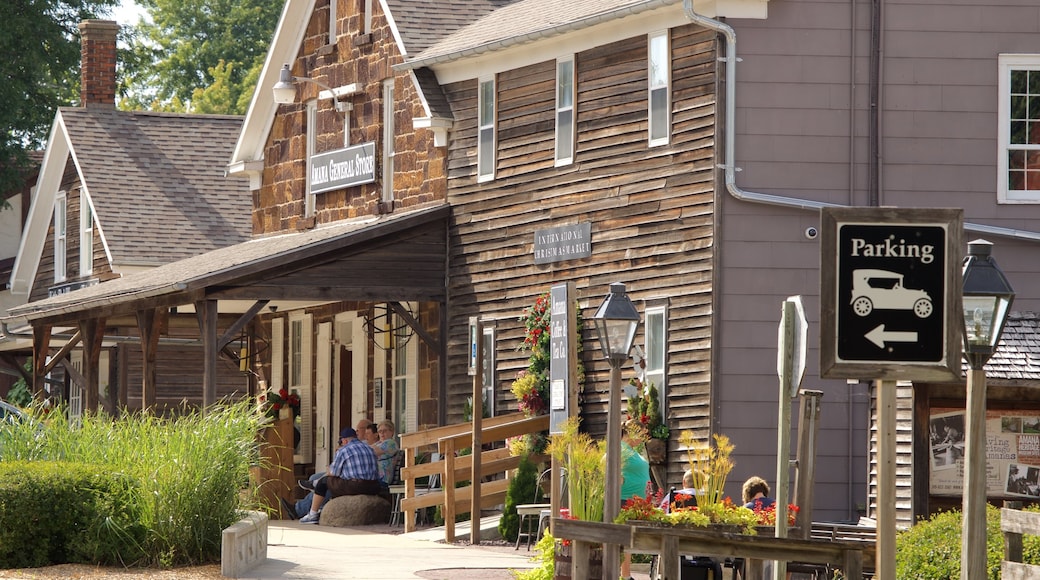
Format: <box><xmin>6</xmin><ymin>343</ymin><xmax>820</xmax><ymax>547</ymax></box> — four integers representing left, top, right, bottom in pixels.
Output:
<box><xmin>444</xmin><ymin>24</ymin><xmax>718</xmax><ymax>484</ymax></box>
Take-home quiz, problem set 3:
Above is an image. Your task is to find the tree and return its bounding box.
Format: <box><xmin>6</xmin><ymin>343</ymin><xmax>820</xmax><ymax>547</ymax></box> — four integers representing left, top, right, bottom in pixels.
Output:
<box><xmin>126</xmin><ymin>0</ymin><xmax>280</xmax><ymax>114</ymax></box>
<box><xmin>0</xmin><ymin>0</ymin><xmax>119</xmax><ymax>197</ymax></box>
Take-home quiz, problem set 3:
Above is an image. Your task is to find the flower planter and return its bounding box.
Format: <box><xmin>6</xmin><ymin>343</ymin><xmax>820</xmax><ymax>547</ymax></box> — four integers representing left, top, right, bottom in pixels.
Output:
<box><xmin>553</xmin><ymin>541</ymin><xmax>603</xmax><ymax>580</ymax></box>
<box><xmin>645</xmin><ymin>438</ymin><xmax>667</xmax><ymax>464</ymax></box>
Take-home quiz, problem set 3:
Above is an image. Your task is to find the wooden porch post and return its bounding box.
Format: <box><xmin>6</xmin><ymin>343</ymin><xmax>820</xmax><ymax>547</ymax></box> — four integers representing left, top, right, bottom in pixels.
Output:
<box><xmin>196</xmin><ymin>299</ymin><xmax>218</xmax><ymax>408</ymax></box>
<box><xmin>78</xmin><ymin>318</ymin><xmax>106</xmax><ymax>413</ymax></box>
<box><xmin>31</xmin><ymin>325</ymin><xmax>51</xmax><ymax>396</ymax></box>
<box><xmin>136</xmin><ymin>308</ymin><xmax>164</xmax><ymax>412</ymax></box>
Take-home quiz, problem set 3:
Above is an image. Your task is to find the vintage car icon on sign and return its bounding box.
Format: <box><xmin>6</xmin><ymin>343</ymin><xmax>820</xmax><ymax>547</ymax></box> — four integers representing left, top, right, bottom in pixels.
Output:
<box><xmin>850</xmin><ymin>269</ymin><xmax>933</xmax><ymax>318</ymax></box>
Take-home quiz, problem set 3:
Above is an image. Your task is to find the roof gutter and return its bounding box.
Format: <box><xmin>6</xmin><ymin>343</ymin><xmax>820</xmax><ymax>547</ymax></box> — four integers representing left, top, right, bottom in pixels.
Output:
<box><xmin>395</xmin><ymin>0</ymin><xmax>678</xmax><ymax>71</ymax></box>
<box><xmin>681</xmin><ymin>0</ymin><xmax>1040</xmax><ymax>243</ymax></box>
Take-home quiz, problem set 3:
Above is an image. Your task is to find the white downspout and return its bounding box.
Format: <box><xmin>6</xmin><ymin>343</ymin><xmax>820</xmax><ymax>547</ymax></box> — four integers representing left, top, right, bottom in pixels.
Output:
<box><xmin>681</xmin><ymin>0</ymin><xmax>1040</xmax><ymax>242</ymax></box>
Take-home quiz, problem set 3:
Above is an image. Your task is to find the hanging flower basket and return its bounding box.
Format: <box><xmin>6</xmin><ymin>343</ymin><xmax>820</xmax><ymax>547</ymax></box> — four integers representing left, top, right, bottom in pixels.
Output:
<box><xmin>645</xmin><ymin>437</ymin><xmax>667</xmax><ymax>464</ymax></box>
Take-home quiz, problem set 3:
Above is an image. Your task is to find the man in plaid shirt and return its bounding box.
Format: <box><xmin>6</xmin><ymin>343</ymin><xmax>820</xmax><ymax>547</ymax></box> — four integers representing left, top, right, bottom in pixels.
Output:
<box><xmin>300</xmin><ymin>427</ymin><xmax>381</xmax><ymax>524</ymax></box>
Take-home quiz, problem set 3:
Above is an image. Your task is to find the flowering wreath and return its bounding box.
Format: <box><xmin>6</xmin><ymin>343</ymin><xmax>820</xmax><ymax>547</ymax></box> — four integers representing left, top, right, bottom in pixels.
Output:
<box><xmin>513</xmin><ymin>291</ymin><xmax>585</xmax><ymax>417</ymax></box>
<box><xmin>260</xmin><ymin>388</ymin><xmax>301</xmax><ymax>419</ymax></box>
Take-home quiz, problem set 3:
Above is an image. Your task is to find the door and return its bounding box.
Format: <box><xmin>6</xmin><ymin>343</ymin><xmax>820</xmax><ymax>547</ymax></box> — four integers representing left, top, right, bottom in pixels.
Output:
<box><xmin>315</xmin><ymin>322</ymin><xmax>332</xmax><ymax>473</ymax></box>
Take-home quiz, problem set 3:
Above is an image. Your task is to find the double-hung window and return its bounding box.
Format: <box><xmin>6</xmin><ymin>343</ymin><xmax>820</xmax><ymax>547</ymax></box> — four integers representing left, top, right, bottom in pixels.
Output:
<box><xmin>644</xmin><ymin>305</ymin><xmax>667</xmax><ymax>417</ymax></box>
<box><xmin>556</xmin><ymin>56</ymin><xmax>576</xmax><ymax>166</ymax></box>
<box><xmin>54</xmin><ymin>190</ymin><xmax>67</xmax><ymax>282</ymax></box>
<box><xmin>999</xmin><ymin>54</ymin><xmax>1040</xmax><ymax>203</ymax></box>
<box><xmin>383</xmin><ymin>78</ymin><xmax>395</xmax><ymax>202</ymax></box>
<box><xmin>478</xmin><ymin>76</ymin><xmax>496</xmax><ymax>182</ymax></box>
<box><xmin>80</xmin><ymin>195</ymin><xmax>93</xmax><ymax>276</ymax></box>
<box><xmin>648</xmin><ymin>31</ymin><xmax>671</xmax><ymax>147</ymax></box>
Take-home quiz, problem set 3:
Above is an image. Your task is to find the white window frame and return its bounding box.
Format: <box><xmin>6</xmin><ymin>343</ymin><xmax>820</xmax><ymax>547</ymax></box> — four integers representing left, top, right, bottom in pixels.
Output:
<box><xmin>477</xmin><ymin>76</ymin><xmax>496</xmax><ymax>182</ymax></box>
<box><xmin>80</xmin><ymin>193</ymin><xmax>93</xmax><ymax>276</ymax></box>
<box><xmin>54</xmin><ymin>190</ymin><xmax>67</xmax><ymax>282</ymax></box>
<box><xmin>289</xmin><ymin>312</ymin><xmax>314</xmax><ymax>462</ymax></box>
<box><xmin>328</xmin><ymin>0</ymin><xmax>338</xmax><ymax>43</ymax></box>
<box><xmin>363</xmin><ymin>0</ymin><xmax>373</xmax><ymax>34</ymax></box>
<box><xmin>383</xmin><ymin>78</ymin><xmax>395</xmax><ymax>202</ymax></box>
<box><xmin>998</xmin><ymin>54</ymin><xmax>1040</xmax><ymax>204</ymax></box>
<box><xmin>305</xmin><ymin>101</ymin><xmax>317</xmax><ymax>217</ymax></box>
<box><xmin>392</xmin><ymin>304</ymin><xmax>419</xmax><ymax>433</ymax></box>
<box><xmin>644</xmin><ymin>305</ymin><xmax>667</xmax><ymax>417</ymax></box>
<box><xmin>648</xmin><ymin>31</ymin><xmax>671</xmax><ymax>147</ymax></box>
<box><xmin>555</xmin><ymin>56</ymin><xmax>576</xmax><ymax>166</ymax></box>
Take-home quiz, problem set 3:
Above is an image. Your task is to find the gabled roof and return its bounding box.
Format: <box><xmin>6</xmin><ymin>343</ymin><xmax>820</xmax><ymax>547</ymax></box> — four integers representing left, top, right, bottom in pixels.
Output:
<box><xmin>398</xmin><ymin>0</ymin><xmax>679</xmax><ymax>69</ymax></box>
<box><xmin>383</xmin><ymin>0</ymin><xmax>517</xmax><ymax>56</ymax></box>
<box><xmin>4</xmin><ymin>203</ymin><xmax>450</xmax><ymax>326</ymax></box>
<box><xmin>9</xmin><ymin>108</ymin><xmax>251</xmax><ymax>297</ymax></box>
<box><xmin>984</xmin><ymin>312</ymin><xmax>1040</xmax><ymax>381</ymax></box>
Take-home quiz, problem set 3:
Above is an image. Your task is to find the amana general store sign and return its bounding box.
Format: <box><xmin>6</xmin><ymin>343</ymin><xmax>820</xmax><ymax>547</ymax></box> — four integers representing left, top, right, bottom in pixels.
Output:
<box><xmin>309</xmin><ymin>142</ymin><xmax>376</xmax><ymax>194</ymax></box>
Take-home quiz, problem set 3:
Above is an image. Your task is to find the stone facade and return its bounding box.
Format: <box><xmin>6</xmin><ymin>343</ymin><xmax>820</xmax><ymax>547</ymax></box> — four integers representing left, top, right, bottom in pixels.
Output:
<box><xmin>256</xmin><ymin>1</ymin><xmax>447</xmax><ymax>235</ymax></box>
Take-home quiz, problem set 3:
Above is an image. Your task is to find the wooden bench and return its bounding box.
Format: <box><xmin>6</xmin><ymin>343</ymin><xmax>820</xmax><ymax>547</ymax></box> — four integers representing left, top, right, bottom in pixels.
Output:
<box><xmin>785</xmin><ymin>521</ymin><xmax>876</xmax><ymax>578</ymax></box>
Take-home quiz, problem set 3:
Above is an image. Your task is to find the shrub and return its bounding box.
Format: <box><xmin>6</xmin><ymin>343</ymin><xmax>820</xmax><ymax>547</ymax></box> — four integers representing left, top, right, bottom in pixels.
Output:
<box><xmin>500</xmin><ymin>455</ymin><xmax>543</xmax><ymax>542</ymax></box>
<box><xmin>895</xmin><ymin>504</ymin><xmax>1040</xmax><ymax>579</ymax></box>
<box><xmin>0</xmin><ymin>399</ymin><xmax>263</xmax><ymax>567</ymax></box>
<box><xmin>0</xmin><ymin>461</ymin><xmax>146</xmax><ymax>568</ymax></box>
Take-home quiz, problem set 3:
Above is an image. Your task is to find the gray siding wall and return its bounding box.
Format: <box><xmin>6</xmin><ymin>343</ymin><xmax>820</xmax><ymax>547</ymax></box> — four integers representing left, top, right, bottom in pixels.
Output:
<box><xmin>717</xmin><ymin>0</ymin><xmax>1040</xmax><ymax>522</ymax></box>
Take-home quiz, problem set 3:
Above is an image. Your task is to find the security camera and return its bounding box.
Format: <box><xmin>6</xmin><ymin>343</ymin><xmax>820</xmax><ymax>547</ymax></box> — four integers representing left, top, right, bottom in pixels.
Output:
<box><xmin>805</xmin><ymin>226</ymin><xmax>819</xmax><ymax>240</ymax></box>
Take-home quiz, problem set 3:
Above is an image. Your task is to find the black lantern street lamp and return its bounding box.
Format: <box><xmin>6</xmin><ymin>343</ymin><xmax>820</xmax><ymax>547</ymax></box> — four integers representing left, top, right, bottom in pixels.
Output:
<box><xmin>961</xmin><ymin>239</ymin><xmax>1015</xmax><ymax>370</ymax></box>
<box><xmin>960</xmin><ymin>239</ymin><xmax>1014</xmax><ymax>580</ymax></box>
<box><xmin>591</xmin><ymin>282</ymin><xmax>640</xmax><ymax>580</ymax></box>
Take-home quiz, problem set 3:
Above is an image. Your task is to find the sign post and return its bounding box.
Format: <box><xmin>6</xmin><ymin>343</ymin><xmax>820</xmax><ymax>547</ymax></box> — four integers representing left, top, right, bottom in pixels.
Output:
<box><xmin>820</xmin><ymin>207</ymin><xmax>962</xmax><ymax>580</ymax></box>
<box><xmin>773</xmin><ymin>296</ymin><xmax>806</xmax><ymax>580</ymax></box>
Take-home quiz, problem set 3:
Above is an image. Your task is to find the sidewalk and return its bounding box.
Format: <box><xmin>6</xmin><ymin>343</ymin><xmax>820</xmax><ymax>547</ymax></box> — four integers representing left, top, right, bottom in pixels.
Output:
<box><xmin>235</xmin><ymin>517</ymin><xmax>539</xmax><ymax>580</ymax></box>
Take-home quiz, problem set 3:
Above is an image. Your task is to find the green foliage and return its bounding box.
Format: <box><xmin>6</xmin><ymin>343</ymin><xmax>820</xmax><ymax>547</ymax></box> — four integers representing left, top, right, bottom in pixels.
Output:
<box><xmin>0</xmin><ymin>400</ymin><xmax>264</xmax><ymax>567</ymax></box>
<box><xmin>5</xmin><ymin>359</ymin><xmax>33</xmax><ymax>407</ymax></box>
<box><xmin>0</xmin><ymin>0</ymin><xmax>119</xmax><ymax>196</ymax></box>
<box><xmin>500</xmin><ymin>455</ymin><xmax>543</xmax><ymax>542</ymax></box>
<box><xmin>547</xmin><ymin>417</ymin><xmax>605</xmax><ymax>522</ymax></box>
<box><xmin>125</xmin><ymin>0</ymin><xmax>280</xmax><ymax>114</ymax></box>
<box><xmin>895</xmin><ymin>504</ymin><xmax>1040</xmax><ymax>579</ymax></box>
<box><xmin>511</xmin><ymin>532</ymin><xmax>556</xmax><ymax>580</ymax></box>
<box><xmin>0</xmin><ymin>461</ymin><xmax>146</xmax><ymax>568</ymax></box>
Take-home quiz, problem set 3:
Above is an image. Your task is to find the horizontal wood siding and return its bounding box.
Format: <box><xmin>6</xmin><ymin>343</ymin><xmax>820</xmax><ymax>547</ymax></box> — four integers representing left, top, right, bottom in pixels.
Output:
<box><xmin>444</xmin><ymin>25</ymin><xmax>718</xmax><ymax>486</ymax></box>
<box><xmin>122</xmin><ymin>343</ymin><xmax>248</xmax><ymax>412</ymax></box>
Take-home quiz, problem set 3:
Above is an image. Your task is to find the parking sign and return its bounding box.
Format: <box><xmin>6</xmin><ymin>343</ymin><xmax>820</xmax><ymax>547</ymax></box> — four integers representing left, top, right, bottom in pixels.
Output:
<box><xmin>821</xmin><ymin>207</ymin><xmax>962</xmax><ymax>381</ymax></box>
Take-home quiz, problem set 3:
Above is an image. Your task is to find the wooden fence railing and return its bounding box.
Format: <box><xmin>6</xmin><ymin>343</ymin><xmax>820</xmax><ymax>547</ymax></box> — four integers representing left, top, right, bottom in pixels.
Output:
<box><xmin>398</xmin><ymin>412</ymin><xmax>549</xmax><ymax>541</ymax></box>
<box><xmin>555</xmin><ymin>518</ymin><xmax>872</xmax><ymax>580</ymax></box>
<box><xmin>1002</xmin><ymin>501</ymin><xmax>1040</xmax><ymax>579</ymax></box>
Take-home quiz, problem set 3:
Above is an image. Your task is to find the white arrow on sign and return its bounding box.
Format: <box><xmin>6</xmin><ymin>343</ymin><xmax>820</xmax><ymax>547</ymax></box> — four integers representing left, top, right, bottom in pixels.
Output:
<box><xmin>866</xmin><ymin>324</ymin><xmax>918</xmax><ymax>349</ymax></box>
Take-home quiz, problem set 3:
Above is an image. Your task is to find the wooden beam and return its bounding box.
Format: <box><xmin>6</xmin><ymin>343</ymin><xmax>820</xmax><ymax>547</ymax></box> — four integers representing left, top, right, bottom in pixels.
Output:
<box><xmin>206</xmin><ymin>285</ymin><xmax>444</xmax><ymax>302</ymax></box>
<box><xmin>41</xmin><ymin>330</ymin><xmax>82</xmax><ymax>376</ymax></box>
<box><xmin>32</xmin><ymin>326</ymin><xmax>51</xmax><ymax>396</ymax></box>
<box><xmin>196</xmin><ymin>299</ymin><xmax>218</xmax><ymax>408</ymax></box>
<box><xmin>388</xmin><ymin>301</ymin><xmax>440</xmax><ymax>352</ymax></box>
<box><xmin>79</xmin><ymin>318</ymin><xmax>106</xmax><ymax>413</ymax></box>
<box><xmin>136</xmin><ymin>308</ymin><xmax>164</xmax><ymax>411</ymax></box>
<box><xmin>0</xmin><ymin>354</ymin><xmax>31</xmax><ymax>383</ymax></box>
<box><xmin>217</xmin><ymin>300</ymin><xmax>268</xmax><ymax>351</ymax></box>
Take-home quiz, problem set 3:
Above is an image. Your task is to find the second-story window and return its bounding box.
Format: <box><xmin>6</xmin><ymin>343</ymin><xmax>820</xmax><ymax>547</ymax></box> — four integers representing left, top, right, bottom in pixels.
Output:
<box><xmin>999</xmin><ymin>54</ymin><xmax>1040</xmax><ymax>203</ymax></box>
<box><xmin>80</xmin><ymin>195</ymin><xmax>93</xmax><ymax>276</ymax></box>
<box><xmin>54</xmin><ymin>190</ymin><xmax>67</xmax><ymax>282</ymax></box>
<box><xmin>556</xmin><ymin>56</ymin><xmax>575</xmax><ymax>166</ymax></box>
<box><xmin>328</xmin><ymin>0</ymin><xmax>338</xmax><ymax>44</ymax></box>
<box><xmin>383</xmin><ymin>78</ymin><xmax>395</xmax><ymax>202</ymax></box>
<box><xmin>648</xmin><ymin>31</ymin><xmax>671</xmax><ymax>147</ymax></box>
<box><xmin>478</xmin><ymin>76</ymin><xmax>496</xmax><ymax>182</ymax></box>
<box><xmin>305</xmin><ymin>101</ymin><xmax>317</xmax><ymax>217</ymax></box>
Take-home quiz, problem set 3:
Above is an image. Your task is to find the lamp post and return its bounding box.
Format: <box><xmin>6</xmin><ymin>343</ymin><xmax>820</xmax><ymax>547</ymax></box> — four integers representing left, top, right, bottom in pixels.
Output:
<box><xmin>592</xmin><ymin>282</ymin><xmax>640</xmax><ymax>580</ymax></box>
<box><xmin>960</xmin><ymin>239</ymin><xmax>1014</xmax><ymax>580</ymax></box>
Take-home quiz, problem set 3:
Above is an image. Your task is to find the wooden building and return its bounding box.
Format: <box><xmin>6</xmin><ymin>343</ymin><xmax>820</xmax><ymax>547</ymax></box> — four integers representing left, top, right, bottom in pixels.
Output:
<box><xmin>2</xmin><ymin>20</ymin><xmax>253</xmax><ymax>415</ymax></box>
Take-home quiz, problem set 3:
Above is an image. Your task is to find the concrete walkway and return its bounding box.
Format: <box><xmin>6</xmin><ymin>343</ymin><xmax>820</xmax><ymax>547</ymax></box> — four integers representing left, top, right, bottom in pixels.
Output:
<box><xmin>235</xmin><ymin>517</ymin><xmax>539</xmax><ymax>580</ymax></box>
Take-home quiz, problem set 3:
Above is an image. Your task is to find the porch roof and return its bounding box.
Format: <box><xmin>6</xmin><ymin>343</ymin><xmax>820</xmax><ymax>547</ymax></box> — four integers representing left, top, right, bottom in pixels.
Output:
<box><xmin>3</xmin><ymin>203</ymin><xmax>449</xmax><ymax>327</ymax></box>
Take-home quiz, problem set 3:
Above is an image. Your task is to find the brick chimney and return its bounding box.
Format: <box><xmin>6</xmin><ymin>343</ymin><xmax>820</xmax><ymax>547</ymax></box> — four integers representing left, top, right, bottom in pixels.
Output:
<box><xmin>78</xmin><ymin>19</ymin><xmax>120</xmax><ymax>108</ymax></box>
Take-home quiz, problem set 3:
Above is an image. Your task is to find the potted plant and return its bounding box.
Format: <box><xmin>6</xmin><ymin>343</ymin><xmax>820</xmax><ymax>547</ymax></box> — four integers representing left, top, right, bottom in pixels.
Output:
<box><xmin>627</xmin><ymin>377</ymin><xmax>669</xmax><ymax>463</ymax></box>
